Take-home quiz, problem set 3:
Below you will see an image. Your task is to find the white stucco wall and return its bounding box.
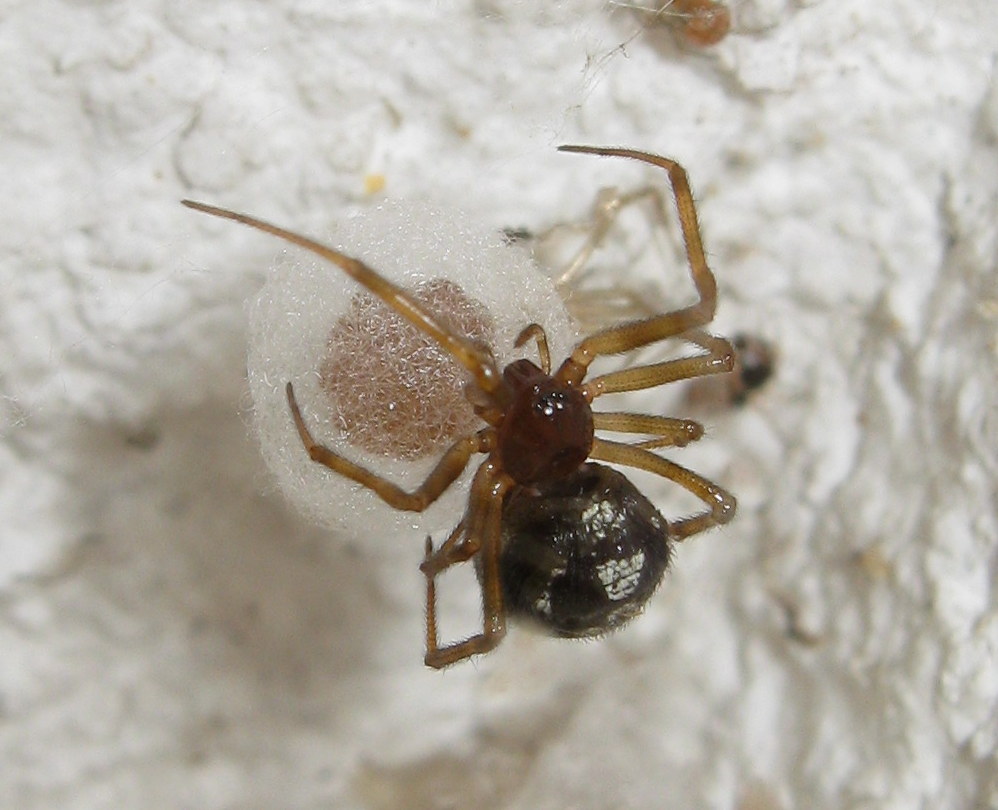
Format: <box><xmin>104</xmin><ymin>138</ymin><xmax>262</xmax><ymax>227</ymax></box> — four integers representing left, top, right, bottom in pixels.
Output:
<box><xmin>2</xmin><ymin>1</ymin><xmax>997</xmax><ymax>808</ymax></box>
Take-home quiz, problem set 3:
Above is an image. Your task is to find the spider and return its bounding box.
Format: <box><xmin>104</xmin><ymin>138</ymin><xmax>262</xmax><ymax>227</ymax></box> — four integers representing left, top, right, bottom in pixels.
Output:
<box><xmin>615</xmin><ymin>0</ymin><xmax>731</xmax><ymax>47</ymax></box>
<box><xmin>726</xmin><ymin>332</ymin><xmax>775</xmax><ymax>405</ymax></box>
<box><xmin>666</xmin><ymin>0</ymin><xmax>731</xmax><ymax>47</ymax></box>
<box><xmin>182</xmin><ymin>145</ymin><xmax>736</xmax><ymax>668</ymax></box>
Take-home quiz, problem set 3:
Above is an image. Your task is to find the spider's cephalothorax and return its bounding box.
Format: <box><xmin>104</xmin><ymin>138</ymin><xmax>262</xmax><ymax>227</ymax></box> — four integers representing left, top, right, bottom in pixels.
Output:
<box><xmin>495</xmin><ymin>358</ymin><xmax>594</xmax><ymax>486</ymax></box>
<box><xmin>182</xmin><ymin>145</ymin><xmax>737</xmax><ymax>668</ymax></box>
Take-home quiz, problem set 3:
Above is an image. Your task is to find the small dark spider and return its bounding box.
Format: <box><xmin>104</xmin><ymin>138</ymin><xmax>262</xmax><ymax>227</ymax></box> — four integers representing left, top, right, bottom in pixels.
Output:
<box><xmin>685</xmin><ymin>331</ymin><xmax>776</xmax><ymax>409</ymax></box>
<box><xmin>183</xmin><ymin>145</ymin><xmax>736</xmax><ymax>668</ymax></box>
<box><xmin>729</xmin><ymin>333</ymin><xmax>775</xmax><ymax>404</ymax></box>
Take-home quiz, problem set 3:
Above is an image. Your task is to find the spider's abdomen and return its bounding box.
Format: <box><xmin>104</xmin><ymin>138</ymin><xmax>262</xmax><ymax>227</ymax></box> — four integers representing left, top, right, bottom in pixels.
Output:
<box><xmin>497</xmin><ymin>359</ymin><xmax>594</xmax><ymax>485</ymax></box>
<box><xmin>499</xmin><ymin>463</ymin><xmax>672</xmax><ymax>638</ymax></box>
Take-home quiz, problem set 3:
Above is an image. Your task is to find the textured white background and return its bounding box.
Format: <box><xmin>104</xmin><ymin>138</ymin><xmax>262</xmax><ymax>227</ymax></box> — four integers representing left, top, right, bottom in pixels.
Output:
<box><xmin>2</xmin><ymin>1</ymin><xmax>997</xmax><ymax>808</ymax></box>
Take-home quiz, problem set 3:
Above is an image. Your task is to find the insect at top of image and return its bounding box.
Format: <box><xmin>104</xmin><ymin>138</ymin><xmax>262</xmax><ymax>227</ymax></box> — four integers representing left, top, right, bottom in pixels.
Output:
<box><xmin>183</xmin><ymin>145</ymin><xmax>736</xmax><ymax>668</ymax></box>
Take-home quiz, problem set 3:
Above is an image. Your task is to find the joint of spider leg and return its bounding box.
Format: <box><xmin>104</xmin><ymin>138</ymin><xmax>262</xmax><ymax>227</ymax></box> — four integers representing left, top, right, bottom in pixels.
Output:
<box><xmin>675</xmin><ymin>419</ymin><xmax>705</xmax><ymax>446</ymax></box>
<box><xmin>709</xmin><ymin>486</ymin><xmax>737</xmax><ymax>524</ymax></box>
<box><xmin>580</xmin><ymin>378</ymin><xmax>603</xmax><ymax>402</ymax></box>
<box><xmin>485</xmin><ymin>613</ymin><xmax>505</xmax><ymax>636</ymax></box>
<box><xmin>555</xmin><ymin>350</ymin><xmax>595</xmax><ymax>388</ymax></box>
<box><xmin>711</xmin><ymin>342</ymin><xmax>736</xmax><ymax>375</ymax></box>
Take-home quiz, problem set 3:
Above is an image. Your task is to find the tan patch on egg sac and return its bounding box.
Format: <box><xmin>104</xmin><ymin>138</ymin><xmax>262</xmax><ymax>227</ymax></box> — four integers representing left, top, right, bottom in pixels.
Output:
<box><xmin>320</xmin><ymin>278</ymin><xmax>495</xmax><ymax>460</ymax></box>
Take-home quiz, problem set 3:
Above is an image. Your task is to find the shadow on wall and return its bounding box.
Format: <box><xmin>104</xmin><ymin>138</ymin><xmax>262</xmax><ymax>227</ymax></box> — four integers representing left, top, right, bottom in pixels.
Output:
<box><xmin>25</xmin><ymin>399</ymin><xmax>399</xmax><ymax>698</ymax></box>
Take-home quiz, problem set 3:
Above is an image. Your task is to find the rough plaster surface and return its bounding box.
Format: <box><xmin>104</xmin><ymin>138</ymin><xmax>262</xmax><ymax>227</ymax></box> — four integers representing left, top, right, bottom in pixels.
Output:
<box><xmin>1</xmin><ymin>1</ymin><xmax>997</xmax><ymax>808</ymax></box>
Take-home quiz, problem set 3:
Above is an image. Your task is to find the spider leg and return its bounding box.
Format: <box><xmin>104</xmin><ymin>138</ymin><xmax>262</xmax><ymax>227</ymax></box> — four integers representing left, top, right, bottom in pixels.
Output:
<box><xmin>182</xmin><ymin>200</ymin><xmax>504</xmax><ymax>398</ymax></box>
<box><xmin>553</xmin><ymin>147</ymin><xmax>719</xmax><ymax>385</ymax></box>
<box><xmin>582</xmin><ymin>330</ymin><xmax>734</xmax><ymax>399</ymax></box>
<box><xmin>421</xmin><ymin>513</ymin><xmax>478</xmax><ymax>669</ymax></box>
<box><xmin>559</xmin><ymin>286</ymin><xmax>658</xmax><ymax>335</ymax></box>
<box><xmin>592</xmin><ymin>412</ymin><xmax>705</xmax><ymax>448</ymax></box>
<box><xmin>287</xmin><ymin>382</ymin><xmax>493</xmax><ymax>511</ymax></box>
<box><xmin>591</xmin><ymin>438</ymin><xmax>736</xmax><ymax>540</ymax></box>
<box><xmin>551</xmin><ymin>185</ymin><xmax>666</xmax><ymax>289</ymax></box>
<box><xmin>418</xmin><ymin>459</ymin><xmax>504</xmax><ymax>577</ymax></box>
<box><xmin>422</xmin><ymin>464</ymin><xmax>508</xmax><ymax>668</ymax></box>
<box><xmin>514</xmin><ymin>323</ymin><xmax>551</xmax><ymax>374</ymax></box>
<box><xmin>421</xmin><ymin>520</ymin><xmax>470</xmax><ymax>576</ymax></box>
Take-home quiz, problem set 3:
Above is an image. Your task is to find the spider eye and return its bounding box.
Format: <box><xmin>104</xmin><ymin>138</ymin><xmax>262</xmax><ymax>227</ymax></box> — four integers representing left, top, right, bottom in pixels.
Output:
<box><xmin>535</xmin><ymin>390</ymin><xmax>568</xmax><ymax>417</ymax></box>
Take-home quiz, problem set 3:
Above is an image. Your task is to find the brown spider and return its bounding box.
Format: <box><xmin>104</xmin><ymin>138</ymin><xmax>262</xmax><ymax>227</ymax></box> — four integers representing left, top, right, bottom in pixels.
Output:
<box><xmin>618</xmin><ymin>0</ymin><xmax>731</xmax><ymax>47</ymax></box>
<box><xmin>666</xmin><ymin>0</ymin><xmax>731</xmax><ymax>47</ymax></box>
<box><xmin>182</xmin><ymin>145</ymin><xmax>736</xmax><ymax>668</ymax></box>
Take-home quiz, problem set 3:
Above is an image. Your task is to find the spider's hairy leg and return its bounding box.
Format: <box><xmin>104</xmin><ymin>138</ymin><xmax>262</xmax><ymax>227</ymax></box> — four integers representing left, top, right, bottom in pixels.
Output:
<box><xmin>552</xmin><ymin>185</ymin><xmax>666</xmax><ymax>289</ymax></box>
<box><xmin>591</xmin><ymin>438</ymin><xmax>736</xmax><ymax>539</ymax></box>
<box><xmin>422</xmin><ymin>463</ymin><xmax>508</xmax><ymax>668</ymax></box>
<box><xmin>592</xmin><ymin>412</ymin><xmax>705</xmax><ymax>449</ymax></box>
<box><xmin>181</xmin><ymin>200</ymin><xmax>503</xmax><ymax>397</ymax></box>
<box><xmin>582</xmin><ymin>330</ymin><xmax>734</xmax><ymax>399</ymax></box>
<box><xmin>553</xmin><ymin>146</ymin><xmax>719</xmax><ymax>385</ymax></box>
<box><xmin>287</xmin><ymin>382</ymin><xmax>493</xmax><ymax>511</ymax></box>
